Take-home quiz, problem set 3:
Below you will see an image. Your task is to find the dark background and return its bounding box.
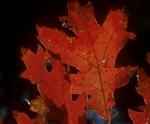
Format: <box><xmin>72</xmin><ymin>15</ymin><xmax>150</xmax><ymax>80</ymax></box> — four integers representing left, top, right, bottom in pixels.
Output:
<box><xmin>0</xmin><ymin>0</ymin><xmax>150</xmax><ymax>123</ymax></box>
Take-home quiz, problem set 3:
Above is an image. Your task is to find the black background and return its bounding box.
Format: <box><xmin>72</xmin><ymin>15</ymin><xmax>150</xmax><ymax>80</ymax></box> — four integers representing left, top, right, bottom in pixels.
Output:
<box><xmin>0</xmin><ymin>0</ymin><xmax>150</xmax><ymax>123</ymax></box>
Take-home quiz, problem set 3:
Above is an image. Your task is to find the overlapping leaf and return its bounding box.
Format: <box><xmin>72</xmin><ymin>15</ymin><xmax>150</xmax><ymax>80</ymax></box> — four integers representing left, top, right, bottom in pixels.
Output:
<box><xmin>129</xmin><ymin>52</ymin><xmax>150</xmax><ymax>124</ymax></box>
<box><xmin>37</xmin><ymin>1</ymin><xmax>137</xmax><ymax>120</ymax></box>
<box><xmin>18</xmin><ymin>1</ymin><xmax>140</xmax><ymax>123</ymax></box>
<box><xmin>20</xmin><ymin>45</ymin><xmax>88</xmax><ymax>123</ymax></box>
<box><xmin>13</xmin><ymin>111</ymin><xmax>35</xmax><ymax>124</ymax></box>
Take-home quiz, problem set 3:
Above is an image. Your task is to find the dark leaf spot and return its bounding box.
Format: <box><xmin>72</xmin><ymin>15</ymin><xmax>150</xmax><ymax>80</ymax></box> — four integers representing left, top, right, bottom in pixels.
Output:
<box><xmin>71</xmin><ymin>94</ymin><xmax>80</xmax><ymax>101</ymax></box>
<box><xmin>70</xmin><ymin>66</ymin><xmax>79</xmax><ymax>74</ymax></box>
<box><xmin>48</xmin><ymin>51</ymin><xmax>60</xmax><ymax>60</ymax></box>
<box><xmin>45</xmin><ymin>61</ymin><xmax>52</xmax><ymax>72</ymax></box>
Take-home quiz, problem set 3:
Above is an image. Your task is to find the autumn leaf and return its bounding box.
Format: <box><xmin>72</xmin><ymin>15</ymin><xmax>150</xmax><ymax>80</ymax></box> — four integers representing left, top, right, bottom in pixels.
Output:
<box><xmin>129</xmin><ymin>52</ymin><xmax>150</xmax><ymax>124</ymax></box>
<box><xmin>20</xmin><ymin>45</ymin><xmax>45</xmax><ymax>84</ymax></box>
<box><xmin>36</xmin><ymin>1</ymin><xmax>137</xmax><ymax>121</ymax></box>
<box><xmin>13</xmin><ymin>110</ymin><xmax>48</xmax><ymax>124</ymax></box>
<box><xmin>13</xmin><ymin>111</ymin><xmax>35</xmax><ymax>124</ymax></box>
<box><xmin>20</xmin><ymin>44</ymin><xmax>88</xmax><ymax>123</ymax></box>
<box><xmin>30</xmin><ymin>96</ymin><xmax>49</xmax><ymax>123</ymax></box>
<box><xmin>21</xmin><ymin>45</ymin><xmax>66</xmax><ymax>107</ymax></box>
<box><xmin>13</xmin><ymin>104</ymin><xmax>49</xmax><ymax>124</ymax></box>
<box><xmin>18</xmin><ymin>1</ymin><xmax>140</xmax><ymax>123</ymax></box>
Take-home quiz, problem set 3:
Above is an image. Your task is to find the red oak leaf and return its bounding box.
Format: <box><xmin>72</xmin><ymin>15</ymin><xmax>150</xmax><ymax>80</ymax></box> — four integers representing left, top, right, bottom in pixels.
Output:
<box><xmin>36</xmin><ymin>1</ymin><xmax>137</xmax><ymax>121</ymax></box>
<box><xmin>129</xmin><ymin>53</ymin><xmax>150</xmax><ymax>124</ymax></box>
<box><xmin>21</xmin><ymin>45</ymin><xmax>66</xmax><ymax>107</ymax></box>
<box><xmin>20</xmin><ymin>45</ymin><xmax>45</xmax><ymax>84</ymax></box>
<box><xmin>13</xmin><ymin>111</ymin><xmax>35</xmax><ymax>124</ymax></box>
<box><xmin>21</xmin><ymin>44</ymin><xmax>88</xmax><ymax>123</ymax></box>
<box><xmin>13</xmin><ymin>110</ymin><xmax>48</xmax><ymax>124</ymax></box>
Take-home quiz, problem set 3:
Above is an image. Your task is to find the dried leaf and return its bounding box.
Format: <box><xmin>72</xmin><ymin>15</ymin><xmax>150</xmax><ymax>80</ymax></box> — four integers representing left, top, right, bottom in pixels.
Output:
<box><xmin>30</xmin><ymin>96</ymin><xmax>49</xmax><ymax>121</ymax></box>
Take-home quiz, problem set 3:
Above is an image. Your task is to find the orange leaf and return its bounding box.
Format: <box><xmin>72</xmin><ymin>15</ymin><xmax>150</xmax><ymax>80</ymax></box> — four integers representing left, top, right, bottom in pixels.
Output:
<box><xmin>129</xmin><ymin>63</ymin><xmax>150</xmax><ymax>123</ymax></box>
<box><xmin>37</xmin><ymin>1</ymin><xmax>137</xmax><ymax>121</ymax></box>
<box><xmin>13</xmin><ymin>111</ymin><xmax>35</xmax><ymax>124</ymax></box>
<box><xmin>20</xmin><ymin>45</ymin><xmax>45</xmax><ymax>84</ymax></box>
<box><xmin>20</xmin><ymin>1</ymin><xmax>139</xmax><ymax>123</ymax></box>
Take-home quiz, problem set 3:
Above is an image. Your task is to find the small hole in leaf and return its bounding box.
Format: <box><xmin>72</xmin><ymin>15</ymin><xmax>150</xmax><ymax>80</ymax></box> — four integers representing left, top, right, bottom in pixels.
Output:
<box><xmin>48</xmin><ymin>50</ymin><xmax>60</xmax><ymax>60</ymax></box>
<box><xmin>62</xmin><ymin>63</ymin><xmax>68</xmax><ymax>70</ymax></box>
<box><xmin>60</xmin><ymin>27</ymin><xmax>77</xmax><ymax>38</ymax></box>
<box><xmin>45</xmin><ymin>61</ymin><xmax>52</xmax><ymax>72</ymax></box>
<box><xmin>87</xmin><ymin>94</ymin><xmax>92</xmax><ymax>100</ymax></box>
<box><xmin>71</xmin><ymin>94</ymin><xmax>80</xmax><ymax>101</ymax></box>
<box><xmin>62</xmin><ymin>64</ymin><xmax>79</xmax><ymax>74</ymax></box>
<box><xmin>62</xmin><ymin>63</ymin><xmax>71</xmax><ymax>83</ymax></box>
<box><xmin>70</xmin><ymin>66</ymin><xmax>79</xmax><ymax>74</ymax></box>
